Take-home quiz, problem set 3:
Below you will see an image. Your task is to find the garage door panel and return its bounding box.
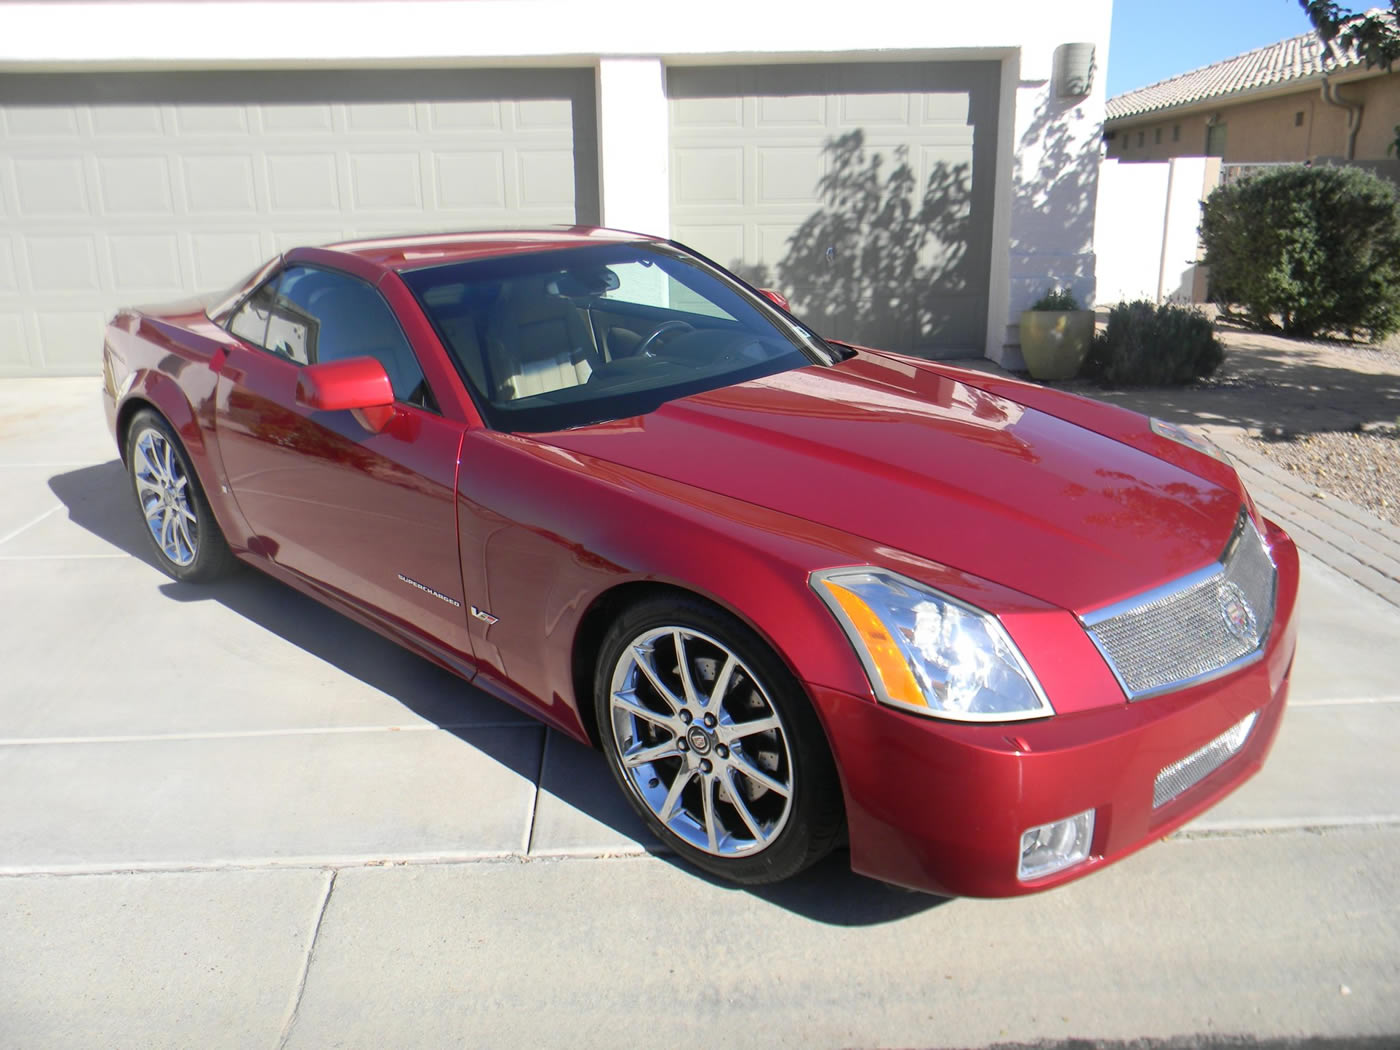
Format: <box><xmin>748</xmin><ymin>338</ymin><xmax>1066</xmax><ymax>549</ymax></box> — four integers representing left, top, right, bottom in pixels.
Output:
<box><xmin>0</xmin><ymin>67</ymin><xmax>598</xmax><ymax>376</ymax></box>
<box><xmin>756</xmin><ymin>147</ymin><xmax>825</xmax><ymax>205</ymax></box>
<box><xmin>97</xmin><ymin>156</ymin><xmax>176</xmax><ymax>216</ymax></box>
<box><xmin>262</xmin><ymin>104</ymin><xmax>335</xmax><ymax>134</ymax></box>
<box><xmin>516</xmin><ymin>149</ymin><xmax>575</xmax><ymax>209</ymax></box>
<box><xmin>838</xmin><ymin>93</ymin><xmax>910</xmax><ymax>126</ymax></box>
<box><xmin>434</xmin><ymin>153</ymin><xmax>507</xmax><ymax>210</ymax></box>
<box><xmin>516</xmin><ymin>99</ymin><xmax>573</xmax><ymax>129</ymax></box>
<box><xmin>756</xmin><ymin>95</ymin><xmax>826</xmax><ymax>126</ymax></box>
<box><xmin>348</xmin><ymin>153</ymin><xmax>423</xmax><ymax>211</ymax></box>
<box><xmin>3</xmin><ymin>107</ymin><xmax>78</xmax><ymax>137</ymax></box>
<box><xmin>181</xmin><ymin>155</ymin><xmax>259</xmax><ymax>214</ymax></box>
<box><xmin>671</xmin><ymin>96</ymin><xmax>743</xmax><ymax>129</ymax></box>
<box><xmin>346</xmin><ymin>102</ymin><xmax>417</xmax><ymax>133</ymax></box>
<box><xmin>176</xmin><ymin>105</ymin><xmax>249</xmax><ymax>136</ymax></box>
<box><xmin>191</xmin><ymin>232</ymin><xmax>264</xmax><ymax>287</ymax></box>
<box><xmin>0</xmin><ymin>240</ymin><xmax>17</xmax><ymax>292</ymax></box>
<box><xmin>669</xmin><ymin>61</ymin><xmax>998</xmax><ymax>357</ymax></box>
<box><xmin>108</xmin><ymin>234</ymin><xmax>183</xmax><ymax>294</ymax></box>
<box><xmin>428</xmin><ymin>100</ymin><xmax>501</xmax><ymax>131</ymax></box>
<box><xmin>671</xmin><ymin>224</ymin><xmax>745</xmax><ymax>271</ymax></box>
<box><xmin>13</xmin><ymin>157</ymin><xmax>89</xmax><ymax>216</ymax></box>
<box><xmin>0</xmin><ymin>314</ymin><xmax>27</xmax><ymax>372</ymax></box>
<box><xmin>27</xmin><ymin>237</ymin><xmax>100</xmax><ymax>292</ymax></box>
<box><xmin>37</xmin><ymin>311</ymin><xmax>107</xmax><ymax>371</ymax></box>
<box><xmin>674</xmin><ymin>148</ymin><xmax>744</xmax><ymax>206</ymax></box>
<box><xmin>91</xmin><ymin>106</ymin><xmax>164</xmax><ymax>136</ymax></box>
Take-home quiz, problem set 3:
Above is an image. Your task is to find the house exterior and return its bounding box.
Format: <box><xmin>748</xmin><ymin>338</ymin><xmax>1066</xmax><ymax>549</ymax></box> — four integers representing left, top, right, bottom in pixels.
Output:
<box><xmin>0</xmin><ymin>0</ymin><xmax>1111</xmax><ymax>377</ymax></box>
<box><xmin>1105</xmin><ymin>18</ymin><xmax>1400</xmax><ymax>167</ymax></box>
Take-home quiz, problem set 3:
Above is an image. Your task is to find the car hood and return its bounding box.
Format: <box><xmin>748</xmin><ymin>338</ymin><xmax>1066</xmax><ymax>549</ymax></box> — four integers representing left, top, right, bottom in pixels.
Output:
<box><xmin>542</xmin><ymin>354</ymin><xmax>1242</xmax><ymax>613</ymax></box>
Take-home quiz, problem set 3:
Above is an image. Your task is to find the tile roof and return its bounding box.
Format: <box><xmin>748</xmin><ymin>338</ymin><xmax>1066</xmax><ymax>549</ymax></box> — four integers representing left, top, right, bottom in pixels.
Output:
<box><xmin>1106</xmin><ymin>11</ymin><xmax>1395</xmax><ymax>122</ymax></box>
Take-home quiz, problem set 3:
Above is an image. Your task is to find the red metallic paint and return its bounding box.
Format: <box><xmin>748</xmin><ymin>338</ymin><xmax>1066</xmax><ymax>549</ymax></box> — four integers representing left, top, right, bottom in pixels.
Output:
<box><xmin>295</xmin><ymin>357</ymin><xmax>394</xmax><ymax>416</ymax></box>
<box><xmin>103</xmin><ymin>230</ymin><xmax>1302</xmax><ymax>897</ymax></box>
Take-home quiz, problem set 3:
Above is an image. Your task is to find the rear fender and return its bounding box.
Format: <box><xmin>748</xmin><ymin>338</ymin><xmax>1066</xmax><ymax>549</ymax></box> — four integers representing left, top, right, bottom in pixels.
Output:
<box><xmin>116</xmin><ymin>367</ymin><xmax>253</xmax><ymax>553</ymax></box>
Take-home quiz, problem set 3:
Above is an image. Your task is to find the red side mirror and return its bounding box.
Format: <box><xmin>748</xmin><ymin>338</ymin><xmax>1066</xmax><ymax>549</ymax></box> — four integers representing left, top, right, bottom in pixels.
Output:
<box><xmin>759</xmin><ymin>288</ymin><xmax>791</xmax><ymax>312</ymax></box>
<box><xmin>296</xmin><ymin>357</ymin><xmax>395</xmax><ymax>433</ymax></box>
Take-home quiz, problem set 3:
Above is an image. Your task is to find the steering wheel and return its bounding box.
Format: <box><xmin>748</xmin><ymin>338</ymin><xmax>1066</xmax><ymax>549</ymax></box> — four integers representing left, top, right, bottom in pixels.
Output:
<box><xmin>635</xmin><ymin>320</ymin><xmax>695</xmax><ymax>357</ymax></box>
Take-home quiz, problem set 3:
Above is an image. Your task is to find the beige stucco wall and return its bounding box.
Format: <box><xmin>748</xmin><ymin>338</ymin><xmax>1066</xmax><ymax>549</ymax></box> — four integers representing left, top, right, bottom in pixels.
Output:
<box><xmin>1106</xmin><ymin>71</ymin><xmax>1399</xmax><ymax>164</ymax></box>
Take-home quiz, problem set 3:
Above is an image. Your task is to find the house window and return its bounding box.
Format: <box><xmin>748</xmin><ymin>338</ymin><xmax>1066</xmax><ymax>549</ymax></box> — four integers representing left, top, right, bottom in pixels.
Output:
<box><xmin>1173</xmin><ymin>124</ymin><xmax>1181</xmax><ymax>142</ymax></box>
<box><xmin>1155</xmin><ymin>128</ymin><xmax>1162</xmax><ymax>145</ymax></box>
<box><xmin>1295</xmin><ymin>111</ymin><xmax>1305</xmax><ymax>127</ymax></box>
<box><xmin>1137</xmin><ymin>130</ymin><xmax>1145</xmax><ymax>147</ymax></box>
<box><xmin>1206</xmin><ymin>123</ymin><xmax>1227</xmax><ymax>158</ymax></box>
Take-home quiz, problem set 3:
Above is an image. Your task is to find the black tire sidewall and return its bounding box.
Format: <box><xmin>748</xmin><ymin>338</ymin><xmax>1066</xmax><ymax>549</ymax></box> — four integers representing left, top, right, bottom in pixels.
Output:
<box><xmin>125</xmin><ymin>409</ymin><xmax>231</xmax><ymax>583</ymax></box>
<box><xmin>593</xmin><ymin>594</ymin><xmax>842</xmax><ymax>885</ymax></box>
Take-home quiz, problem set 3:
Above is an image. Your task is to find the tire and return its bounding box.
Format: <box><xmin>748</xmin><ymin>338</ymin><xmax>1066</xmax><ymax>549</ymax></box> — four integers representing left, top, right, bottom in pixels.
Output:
<box><xmin>594</xmin><ymin>594</ymin><xmax>843</xmax><ymax>885</ymax></box>
<box><xmin>125</xmin><ymin>408</ymin><xmax>236</xmax><ymax>583</ymax></box>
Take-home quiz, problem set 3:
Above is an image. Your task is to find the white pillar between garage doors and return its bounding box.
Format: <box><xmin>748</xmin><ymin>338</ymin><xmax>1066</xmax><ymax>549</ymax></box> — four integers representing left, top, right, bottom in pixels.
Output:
<box><xmin>595</xmin><ymin>57</ymin><xmax>670</xmax><ymax>237</ymax></box>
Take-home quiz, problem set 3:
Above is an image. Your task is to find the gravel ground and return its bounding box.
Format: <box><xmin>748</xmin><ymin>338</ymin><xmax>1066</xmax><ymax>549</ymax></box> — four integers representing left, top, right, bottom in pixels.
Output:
<box><xmin>1250</xmin><ymin>426</ymin><xmax>1400</xmax><ymax>527</ymax></box>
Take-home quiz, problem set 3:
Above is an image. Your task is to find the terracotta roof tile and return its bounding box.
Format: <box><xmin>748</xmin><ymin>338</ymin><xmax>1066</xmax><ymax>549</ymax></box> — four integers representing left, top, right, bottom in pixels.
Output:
<box><xmin>1106</xmin><ymin>11</ymin><xmax>1394</xmax><ymax>122</ymax></box>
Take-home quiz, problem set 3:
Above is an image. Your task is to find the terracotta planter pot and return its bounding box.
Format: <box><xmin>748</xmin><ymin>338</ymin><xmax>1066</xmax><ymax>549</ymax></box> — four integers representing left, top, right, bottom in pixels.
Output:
<box><xmin>1019</xmin><ymin>309</ymin><xmax>1094</xmax><ymax>380</ymax></box>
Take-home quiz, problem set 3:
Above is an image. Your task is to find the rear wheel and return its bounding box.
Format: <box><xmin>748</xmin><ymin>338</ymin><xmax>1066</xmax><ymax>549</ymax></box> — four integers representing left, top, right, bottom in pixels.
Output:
<box><xmin>125</xmin><ymin>409</ymin><xmax>235</xmax><ymax>583</ymax></box>
<box><xmin>595</xmin><ymin>595</ymin><xmax>843</xmax><ymax>884</ymax></box>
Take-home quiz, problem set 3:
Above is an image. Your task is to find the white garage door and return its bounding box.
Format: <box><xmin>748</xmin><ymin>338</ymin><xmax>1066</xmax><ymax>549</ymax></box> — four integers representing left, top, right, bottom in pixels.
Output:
<box><xmin>669</xmin><ymin>62</ymin><xmax>999</xmax><ymax>357</ymax></box>
<box><xmin>0</xmin><ymin>69</ymin><xmax>597</xmax><ymax>376</ymax></box>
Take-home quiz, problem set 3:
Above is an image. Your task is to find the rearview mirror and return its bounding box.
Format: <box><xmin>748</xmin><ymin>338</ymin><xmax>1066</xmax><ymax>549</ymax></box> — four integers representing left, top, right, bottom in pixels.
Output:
<box><xmin>296</xmin><ymin>356</ymin><xmax>395</xmax><ymax>433</ymax></box>
<box><xmin>759</xmin><ymin>288</ymin><xmax>791</xmax><ymax>312</ymax></box>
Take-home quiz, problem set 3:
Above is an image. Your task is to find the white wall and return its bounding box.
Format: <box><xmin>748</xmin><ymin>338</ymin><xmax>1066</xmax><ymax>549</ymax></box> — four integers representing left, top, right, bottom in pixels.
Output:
<box><xmin>1095</xmin><ymin>157</ymin><xmax>1221</xmax><ymax>305</ymax></box>
<box><xmin>0</xmin><ymin>0</ymin><xmax>1114</xmax><ymax>363</ymax></box>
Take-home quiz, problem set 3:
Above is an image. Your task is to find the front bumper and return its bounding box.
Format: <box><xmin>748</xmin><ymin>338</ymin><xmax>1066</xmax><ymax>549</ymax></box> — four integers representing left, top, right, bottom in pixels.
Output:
<box><xmin>817</xmin><ymin>519</ymin><xmax>1301</xmax><ymax>898</ymax></box>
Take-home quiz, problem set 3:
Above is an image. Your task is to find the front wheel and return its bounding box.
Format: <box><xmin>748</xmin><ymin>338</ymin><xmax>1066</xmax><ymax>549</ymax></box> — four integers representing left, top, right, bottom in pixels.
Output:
<box><xmin>125</xmin><ymin>409</ymin><xmax>235</xmax><ymax>583</ymax></box>
<box><xmin>595</xmin><ymin>595</ymin><xmax>843</xmax><ymax>885</ymax></box>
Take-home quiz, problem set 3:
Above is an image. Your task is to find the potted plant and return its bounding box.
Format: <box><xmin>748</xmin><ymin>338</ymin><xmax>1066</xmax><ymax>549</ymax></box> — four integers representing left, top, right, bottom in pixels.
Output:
<box><xmin>1019</xmin><ymin>287</ymin><xmax>1095</xmax><ymax>381</ymax></box>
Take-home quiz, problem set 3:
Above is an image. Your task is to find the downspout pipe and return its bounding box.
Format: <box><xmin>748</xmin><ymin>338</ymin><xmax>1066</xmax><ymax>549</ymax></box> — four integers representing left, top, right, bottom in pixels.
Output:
<box><xmin>1321</xmin><ymin>75</ymin><xmax>1364</xmax><ymax>160</ymax></box>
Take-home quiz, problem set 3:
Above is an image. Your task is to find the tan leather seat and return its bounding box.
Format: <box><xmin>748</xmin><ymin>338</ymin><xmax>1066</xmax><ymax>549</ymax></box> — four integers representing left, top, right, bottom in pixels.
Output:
<box><xmin>483</xmin><ymin>276</ymin><xmax>596</xmax><ymax>401</ymax></box>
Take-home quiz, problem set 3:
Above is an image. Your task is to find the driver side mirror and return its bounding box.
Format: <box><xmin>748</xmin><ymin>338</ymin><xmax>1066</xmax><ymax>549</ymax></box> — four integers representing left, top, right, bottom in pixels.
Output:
<box><xmin>296</xmin><ymin>356</ymin><xmax>396</xmax><ymax>433</ymax></box>
<box><xmin>759</xmin><ymin>288</ymin><xmax>791</xmax><ymax>312</ymax></box>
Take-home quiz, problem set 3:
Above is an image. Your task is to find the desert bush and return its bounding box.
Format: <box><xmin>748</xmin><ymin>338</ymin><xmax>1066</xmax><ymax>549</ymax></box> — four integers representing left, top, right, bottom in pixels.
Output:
<box><xmin>1083</xmin><ymin>300</ymin><xmax>1223</xmax><ymax>386</ymax></box>
<box><xmin>1029</xmin><ymin>287</ymin><xmax>1081</xmax><ymax>311</ymax></box>
<box><xmin>1200</xmin><ymin>164</ymin><xmax>1400</xmax><ymax>340</ymax></box>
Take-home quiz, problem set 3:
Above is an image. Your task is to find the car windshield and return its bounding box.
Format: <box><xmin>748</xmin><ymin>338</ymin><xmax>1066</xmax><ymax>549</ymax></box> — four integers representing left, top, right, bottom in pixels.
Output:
<box><xmin>399</xmin><ymin>242</ymin><xmax>837</xmax><ymax>432</ymax></box>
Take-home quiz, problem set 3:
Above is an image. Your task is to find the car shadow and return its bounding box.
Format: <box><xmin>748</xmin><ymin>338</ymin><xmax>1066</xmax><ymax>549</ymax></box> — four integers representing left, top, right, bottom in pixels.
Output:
<box><xmin>48</xmin><ymin>459</ymin><xmax>946</xmax><ymax>926</ymax></box>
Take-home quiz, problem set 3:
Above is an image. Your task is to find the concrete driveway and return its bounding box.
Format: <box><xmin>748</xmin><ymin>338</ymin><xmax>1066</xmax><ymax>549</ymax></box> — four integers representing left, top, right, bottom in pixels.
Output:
<box><xmin>1</xmin><ymin>378</ymin><xmax>1398</xmax><ymax>1049</ymax></box>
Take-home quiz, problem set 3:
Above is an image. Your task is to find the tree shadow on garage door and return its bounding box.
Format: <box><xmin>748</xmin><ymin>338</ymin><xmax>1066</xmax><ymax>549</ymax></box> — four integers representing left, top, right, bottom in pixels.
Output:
<box><xmin>48</xmin><ymin>459</ymin><xmax>946</xmax><ymax>926</ymax></box>
<box><xmin>729</xmin><ymin>129</ymin><xmax>977</xmax><ymax>357</ymax></box>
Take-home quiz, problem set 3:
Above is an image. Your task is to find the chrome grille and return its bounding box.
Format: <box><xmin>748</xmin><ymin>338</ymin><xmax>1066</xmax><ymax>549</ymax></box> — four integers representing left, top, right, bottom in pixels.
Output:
<box><xmin>1084</xmin><ymin>511</ymin><xmax>1277</xmax><ymax>699</ymax></box>
<box><xmin>1154</xmin><ymin>711</ymin><xmax>1257</xmax><ymax>808</ymax></box>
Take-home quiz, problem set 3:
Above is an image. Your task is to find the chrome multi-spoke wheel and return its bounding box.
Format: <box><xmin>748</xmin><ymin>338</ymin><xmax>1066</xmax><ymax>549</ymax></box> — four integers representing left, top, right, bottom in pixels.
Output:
<box><xmin>133</xmin><ymin>425</ymin><xmax>199</xmax><ymax>566</ymax></box>
<box><xmin>610</xmin><ymin>626</ymin><xmax>794</xmax><ymax>857</ymax></box>
<box><xmin>124</xmin><ymin>409</ymin><xmax>235</xmax><ymax>583</ymax></box>
<box><xmin>595</xmin><ymin>596</ymin><xmax>843</xmax><ymax>885</ymax></box>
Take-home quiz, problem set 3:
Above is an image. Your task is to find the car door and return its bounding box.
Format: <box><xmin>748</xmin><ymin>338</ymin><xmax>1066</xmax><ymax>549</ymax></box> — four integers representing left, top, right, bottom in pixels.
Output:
<box><xmin>214</xmin><ymin>263</ymin><xmax>475</xmax><ymax>671</ymax></box>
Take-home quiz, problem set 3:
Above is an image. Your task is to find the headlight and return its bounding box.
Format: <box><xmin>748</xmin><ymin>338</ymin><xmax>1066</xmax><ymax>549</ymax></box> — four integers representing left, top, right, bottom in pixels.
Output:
<box><xmin>1151</xmin><ymin>417</ymin><xmax>1232</xmax><ymax>465</ymax></box>
<box><xmin>811</xmin><ymin>567</ymin><xmax>1053</xmax><ymax>722</ymax></box>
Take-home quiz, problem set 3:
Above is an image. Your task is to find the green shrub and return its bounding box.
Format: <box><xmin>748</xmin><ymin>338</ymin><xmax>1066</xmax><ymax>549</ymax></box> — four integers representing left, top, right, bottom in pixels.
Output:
<box><xmin>1030</xmin><ymin>287</ymin><xmax>1081</xmax><ymax>311</ymax></box>
<box><xmin>1200</xmin><ymin>164</ymin><xmax>1400</xmax><ymax>340</ymax></box>
<box><xmin>1083</xmin><ymin>300</ymin><xmax>1223</xmax><ymax>386</ymax></box>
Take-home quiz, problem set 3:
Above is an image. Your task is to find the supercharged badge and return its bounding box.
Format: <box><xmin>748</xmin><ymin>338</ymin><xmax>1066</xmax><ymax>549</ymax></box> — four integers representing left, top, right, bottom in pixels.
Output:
<box><xmin>397</xmin><ymin>573</ymin><xmax>462</xmax><ymax>608</ymax></box>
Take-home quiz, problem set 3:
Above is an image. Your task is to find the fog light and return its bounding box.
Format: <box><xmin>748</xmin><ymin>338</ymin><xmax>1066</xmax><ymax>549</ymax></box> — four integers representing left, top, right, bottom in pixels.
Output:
<box><xmin>1018</xmin><ymin>809</ymin><xmax>1095</xmax><ymax>881</ymax></box>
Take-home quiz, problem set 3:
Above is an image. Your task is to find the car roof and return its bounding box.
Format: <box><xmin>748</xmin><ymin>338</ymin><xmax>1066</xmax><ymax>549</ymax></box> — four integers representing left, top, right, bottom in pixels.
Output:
<box><xmin>325</xmin><ymin>226</ymin><xmax>662</xmax><ymax>271</ymax></box>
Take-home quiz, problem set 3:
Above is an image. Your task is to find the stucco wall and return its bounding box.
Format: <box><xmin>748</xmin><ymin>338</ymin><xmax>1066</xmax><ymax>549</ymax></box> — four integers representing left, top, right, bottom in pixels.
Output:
<box><xmin>1107</xmin><ymin>71</ymin><xmax>1400</xmax><ymax>165</ymax></box>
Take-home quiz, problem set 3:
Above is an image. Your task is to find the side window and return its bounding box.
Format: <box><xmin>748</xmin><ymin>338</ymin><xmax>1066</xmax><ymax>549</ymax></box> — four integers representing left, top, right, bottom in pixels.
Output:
<box><xmin>228</xmin><ymin>265</ymin><xmax>436</xmax><ymax>411</ymax></box>
<box><xmin>228</xmin><ymin>281</ymin><xmax>275</xmax><ymax>349</ymax></box>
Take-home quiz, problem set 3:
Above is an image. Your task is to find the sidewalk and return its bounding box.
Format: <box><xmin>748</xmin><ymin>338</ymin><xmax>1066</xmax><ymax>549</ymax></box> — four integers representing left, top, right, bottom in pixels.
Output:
<box><xmin>1</xmin><ymin>377</ymin><xmax>1398</xmax><ymax>1049</ymax></box>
